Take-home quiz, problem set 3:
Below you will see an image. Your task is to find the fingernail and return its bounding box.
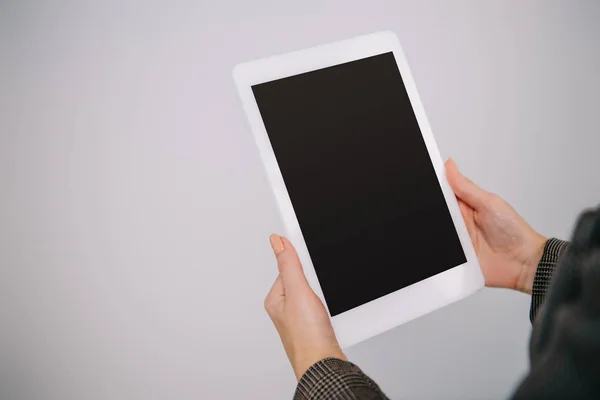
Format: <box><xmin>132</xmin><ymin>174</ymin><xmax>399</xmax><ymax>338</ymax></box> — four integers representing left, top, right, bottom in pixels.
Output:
<box><xmin>269</xmin><ymin>234</ymin><xmax>285</xmax><ymax>255</ymax></box>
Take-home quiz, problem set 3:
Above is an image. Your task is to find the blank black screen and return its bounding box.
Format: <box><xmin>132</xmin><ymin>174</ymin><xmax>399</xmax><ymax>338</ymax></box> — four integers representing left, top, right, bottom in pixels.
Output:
<box><xmin>252</xmin><ymin>52</ymin><xmax>466</xmax><ymax>316</ymax></box>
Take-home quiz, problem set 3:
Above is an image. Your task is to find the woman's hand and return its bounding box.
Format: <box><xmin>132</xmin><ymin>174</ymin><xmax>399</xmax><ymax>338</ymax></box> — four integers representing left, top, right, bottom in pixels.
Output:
<box><xmin>445</xmin><ymin>159</ymin><xmax>547</xmax><ymax>294</ymax></box>
<box><xmin>264</xmin><ymin>234</ymin><xmax>346</xmax><ymax>381</ymax></box>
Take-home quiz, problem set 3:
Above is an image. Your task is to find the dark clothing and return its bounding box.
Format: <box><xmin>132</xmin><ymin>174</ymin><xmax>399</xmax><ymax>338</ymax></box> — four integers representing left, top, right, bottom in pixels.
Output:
<box><xmin>513</xmin><ymin>210</ymin><xmax>600</xmax><ymax>399</ymax></box>
<box><xmin>294</xmin><ymin>208</ymin><xmax>600</xmax><ymax>399</ymax></box>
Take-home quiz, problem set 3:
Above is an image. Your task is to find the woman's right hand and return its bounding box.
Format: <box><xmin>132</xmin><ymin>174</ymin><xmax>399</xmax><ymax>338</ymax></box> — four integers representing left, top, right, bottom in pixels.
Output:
<box><xmin>445</xmin><ymin>159</ymin><xmax>547</xmax><ymax>294</ymax></box>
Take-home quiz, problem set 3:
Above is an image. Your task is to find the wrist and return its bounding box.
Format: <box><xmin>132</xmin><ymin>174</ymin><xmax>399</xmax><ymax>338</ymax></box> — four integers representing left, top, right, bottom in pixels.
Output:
<box><xmin>516</xmin><ymin>233</ymin><xmax>547</xmax><ymax>294</ymax></box>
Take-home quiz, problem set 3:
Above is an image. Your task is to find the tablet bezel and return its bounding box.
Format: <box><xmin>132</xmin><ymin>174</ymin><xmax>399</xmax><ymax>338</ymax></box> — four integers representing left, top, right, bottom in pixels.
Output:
<box><xmin>233</xmin><ymin>31</ymin><xmax>484</xmax><ymax>348</ymax></box>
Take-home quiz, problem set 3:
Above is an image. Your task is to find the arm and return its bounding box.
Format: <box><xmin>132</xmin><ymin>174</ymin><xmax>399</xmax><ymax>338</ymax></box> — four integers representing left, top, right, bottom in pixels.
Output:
<box><xmin>512</xmin><ymin>208</ymin><xmax>600</xmax><ymax>399</ymax></box>
<box><xmin>446</xmin><ymin>163</ymin><xmax>600</xmax><ymax>397</ymax></box>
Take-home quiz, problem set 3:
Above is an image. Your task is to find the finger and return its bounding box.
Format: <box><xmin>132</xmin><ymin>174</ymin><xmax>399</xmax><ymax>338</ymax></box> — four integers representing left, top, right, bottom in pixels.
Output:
<box><xmin>458</xmin><ymin>198</ymin><xmax>477</xmax><ymax>240</ymax></box>
<box><xmin>446</xmin><ymin>158</ymin><xmax>488</xmax><ymax>210</ymax></box>
<box><xmin>264</xmin><ymin>274</ymin><xmax>284</xmax><ymax>316</ymax></box>
<box><xmin>269</xmin><ymin>234</ymin><xmax>309</xmax><ymax>292</ymax></box>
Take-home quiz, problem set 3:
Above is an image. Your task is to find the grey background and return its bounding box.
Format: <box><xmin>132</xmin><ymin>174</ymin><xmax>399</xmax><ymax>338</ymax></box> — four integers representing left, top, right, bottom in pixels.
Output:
<box><xmin>1</xmin><ymin>1</ymin><xmax>599</xmax><ymax>399</ymax></box>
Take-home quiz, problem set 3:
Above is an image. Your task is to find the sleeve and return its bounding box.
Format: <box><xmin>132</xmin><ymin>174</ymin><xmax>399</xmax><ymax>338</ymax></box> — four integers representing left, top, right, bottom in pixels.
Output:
<box><xmin>512</xmin><ymin>207</ymin><xmax>600</xmax><ymax>399</ymax></box>
<box><xmin>529</xmin><ymin>238</ymin><xmax>569</xmax><ymax>322</ymax></box>
<box><xmin>293</xmin><ymin>358</ymin><xmax>389</xmax><ymax>400</ymax></box>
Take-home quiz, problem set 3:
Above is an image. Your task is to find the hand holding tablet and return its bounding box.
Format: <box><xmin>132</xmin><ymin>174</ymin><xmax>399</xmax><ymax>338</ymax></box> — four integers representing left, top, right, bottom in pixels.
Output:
<box><xmin>264</xmin><ymin>234</ymin><xmax>346</xmax><ymax>381</ymax></box>
<box><xmin>234</xmin><ymin>31</ymin><xmax>484</xmax><ymax>348</ymax></box>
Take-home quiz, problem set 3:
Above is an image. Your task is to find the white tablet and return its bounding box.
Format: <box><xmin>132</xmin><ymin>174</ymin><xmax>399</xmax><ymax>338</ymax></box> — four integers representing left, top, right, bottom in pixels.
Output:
<box><xmin>233</xmin><ymin>31</ymin><xmax>484</xmax><ymax>348</ymax></box>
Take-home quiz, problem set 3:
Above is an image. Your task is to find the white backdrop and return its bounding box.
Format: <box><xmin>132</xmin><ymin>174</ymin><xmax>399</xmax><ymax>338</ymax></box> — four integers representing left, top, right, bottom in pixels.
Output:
<box><xmin>1</xmin><ymin>1</ymin><xmax>599</xmax><ymax>399</ymax></box>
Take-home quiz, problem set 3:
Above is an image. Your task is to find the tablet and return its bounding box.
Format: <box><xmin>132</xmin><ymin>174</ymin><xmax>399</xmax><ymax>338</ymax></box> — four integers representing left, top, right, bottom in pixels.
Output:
<box><xmin>233</xmin><ymin>31</ymin><xmax>484</xmax><ymax>348</ymax></box>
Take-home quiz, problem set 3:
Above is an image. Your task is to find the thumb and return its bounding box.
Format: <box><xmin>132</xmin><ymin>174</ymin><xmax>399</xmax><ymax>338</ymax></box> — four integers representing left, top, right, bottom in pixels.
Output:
<box><xmin>269</xmin><ymin>234</ymin><xmax>310</xmax><ymax>292</ymax></box>
<box><xmin>445</xmin><ymin>158</ymin><xmax>489</xmax><ymax>210</ymax></box>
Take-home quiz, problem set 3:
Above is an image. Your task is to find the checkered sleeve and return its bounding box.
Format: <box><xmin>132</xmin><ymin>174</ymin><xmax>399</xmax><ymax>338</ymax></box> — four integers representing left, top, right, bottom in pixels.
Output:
<box><xmin>529</xmin><ymin>238</ymin><xmax>569</xmax><ymax>323</ymax></box>
<box><xmin>294</xmin><ymin>358</ymin><xmax>389</xmax><ymax>400</ymax></box>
